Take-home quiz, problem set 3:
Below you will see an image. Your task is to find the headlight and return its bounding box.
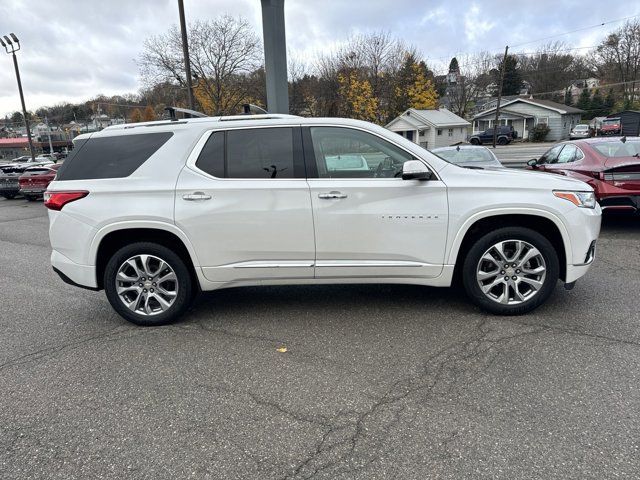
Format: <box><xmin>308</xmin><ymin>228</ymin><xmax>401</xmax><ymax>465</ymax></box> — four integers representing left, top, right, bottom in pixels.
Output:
<box><xmin>553</xmin><ymin>190</ymin><xmax>596</xmax><ymax>208</ymax></box>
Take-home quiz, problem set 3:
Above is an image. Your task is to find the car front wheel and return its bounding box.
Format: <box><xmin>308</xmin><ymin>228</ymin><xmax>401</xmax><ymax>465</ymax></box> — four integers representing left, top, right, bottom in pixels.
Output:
<box><xmin>104</xmin><ymin>242</ymin><xmax>193</xmax><ymax>326</ymax></box>
<box><xmin>462</xmin><ymin>227</ymin><xmax>559</xmax><ymax>315</ymax></box>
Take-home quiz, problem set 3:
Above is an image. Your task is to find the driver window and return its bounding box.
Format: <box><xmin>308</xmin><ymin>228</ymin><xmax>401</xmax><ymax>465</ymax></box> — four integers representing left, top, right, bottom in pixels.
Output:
<box><xmin>540</xmin><ymin>144</ymin><xmax>563</xmax><ymax>164</ymax></box>
<box><xmin>309</xmin><ymin>127</ymin><xmax>414</xmax><ymax>178</ymax></box>
<box><xmin>556</xmin><ymin>144</ymin><xmax>577</xmax><ymax>164</ymax></box>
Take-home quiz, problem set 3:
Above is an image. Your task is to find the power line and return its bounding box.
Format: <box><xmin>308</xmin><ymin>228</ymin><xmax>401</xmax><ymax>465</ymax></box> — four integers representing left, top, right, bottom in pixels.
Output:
<box><xmin>510</xmin><ymin>14</ymin><xmax>640</xmax><ymax>48</ymax></box>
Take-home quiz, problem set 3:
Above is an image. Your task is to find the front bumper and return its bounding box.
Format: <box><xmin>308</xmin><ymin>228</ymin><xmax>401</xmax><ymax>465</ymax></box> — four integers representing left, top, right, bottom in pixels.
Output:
<box><xmin>563</xmin><ymin>204</ymin><xmax>602</xmax><ymax>283</ymax></box>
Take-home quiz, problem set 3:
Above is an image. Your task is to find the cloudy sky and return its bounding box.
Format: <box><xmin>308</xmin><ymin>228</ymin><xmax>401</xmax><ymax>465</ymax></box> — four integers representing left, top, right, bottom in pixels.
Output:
<box><xmin>0</xmin><ymin>0</ymin><xmax>637</xmax><ymax>116</ymax></box>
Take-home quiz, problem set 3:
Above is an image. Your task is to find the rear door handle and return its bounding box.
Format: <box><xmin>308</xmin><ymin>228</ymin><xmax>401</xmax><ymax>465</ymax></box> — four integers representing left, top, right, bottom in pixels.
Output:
<box><xmin>182</xmin><ymin>192</ymin><xmax>212</xmax><ymax>201</ymax></box>
<box><xmin>318</xmin><ymin>191</ymin><xmax>347</xmax><ymax>199</ymax></box>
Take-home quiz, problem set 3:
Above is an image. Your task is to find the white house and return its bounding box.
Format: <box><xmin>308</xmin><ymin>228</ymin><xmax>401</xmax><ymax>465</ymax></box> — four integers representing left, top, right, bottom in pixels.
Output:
<box><xmin>385</xmin><ymin>108</ymin><xmax>471</xmax><ymax>150</ymax></box>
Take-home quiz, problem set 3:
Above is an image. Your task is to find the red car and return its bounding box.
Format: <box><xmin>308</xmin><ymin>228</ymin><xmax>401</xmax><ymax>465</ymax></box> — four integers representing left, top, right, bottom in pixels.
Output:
<box><xmin>527</xmin><ymin>137</ymin><xmax>640</xmax><ymax>213</ymax></box>
<box><xmin>19</xmin><ymin>164</ymin><xmax>62</xmax><ymax>201</ymax></box>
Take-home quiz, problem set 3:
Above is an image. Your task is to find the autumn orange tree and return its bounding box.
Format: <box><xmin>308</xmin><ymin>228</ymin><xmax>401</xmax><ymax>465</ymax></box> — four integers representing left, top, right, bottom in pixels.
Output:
<box><xmin>337</xmin><ymin>71</ymin><xmax>378</xmax><ymax>122</ymax></box>
<box><xmin>130</xmin><ymin>108</ymin><xmax>143</xmax><ymax>123</ymax></box>
<box><xmin>142</xmin><ymin>105</ymin><xmax>156</xmax><ymax>121</ymax></box>
<box><xmin>393</xmin><ymin>54</ymin><xmax>438</xmax><ymax>113</ymax></box>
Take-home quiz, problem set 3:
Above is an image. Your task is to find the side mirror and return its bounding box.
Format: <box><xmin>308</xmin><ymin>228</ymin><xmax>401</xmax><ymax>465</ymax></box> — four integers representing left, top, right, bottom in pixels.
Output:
<box><xmin>527</xmin><ymin>158</ymin><xmax>538</xmax><ymax>167</ymax></box>
<box><xmin>402</xmin><ymin>160</ymin><xmax>432</xmax><ymax>181</ymax></box>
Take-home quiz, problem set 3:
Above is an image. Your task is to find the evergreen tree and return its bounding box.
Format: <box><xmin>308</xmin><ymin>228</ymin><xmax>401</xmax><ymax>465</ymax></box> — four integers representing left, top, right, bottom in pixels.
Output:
<box><xmin>448</xmin><ymin>57</ymin><xmax>459</xmax><ymax>74</ymax></box>
<box><xmin>589</xmin><ymin>89</ymin><xmax>604</xmax><ymax>119</ymax></box>
<box><xmin>576</xmin><ymin>88</ymin><xmax>591</xmax><ymax>112</ymax></box>
<box><xmin>604</xmin><ymin>89</ymin><xmax>615</xmax><ymax>114</ymax></box>
<box><xmin>564</xmin><ymin>89</ymin><xmax>573</xmax><ymax>106</ymax></box>
<box><xmin>498</xmin><ymin>55</ymin><xmax>523</xmax><ymax>96</ymax></box>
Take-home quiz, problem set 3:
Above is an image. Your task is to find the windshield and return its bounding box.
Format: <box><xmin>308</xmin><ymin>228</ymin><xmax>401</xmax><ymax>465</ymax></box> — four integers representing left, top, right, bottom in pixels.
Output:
<box><xmin>592</xmin><ymin>141</ymin><xmax>640</xmax><ymax>158</ymax></box>
<box><xmin>573</xmin><ymin>125</ymin><xmax>588</xmax><ymax>130</ymax></box>
<box><xmin>433</xmin><ymin>148</ymin><xmax>497</xmax><ymax>164</ymax></box>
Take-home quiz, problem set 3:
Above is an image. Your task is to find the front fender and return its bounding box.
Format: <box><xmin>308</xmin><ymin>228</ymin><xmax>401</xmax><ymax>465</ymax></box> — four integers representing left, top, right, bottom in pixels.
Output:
<box><xmin>446</xmin><ymin>207</ymin><xmax>573</xmax><ymax>266</ymax></box>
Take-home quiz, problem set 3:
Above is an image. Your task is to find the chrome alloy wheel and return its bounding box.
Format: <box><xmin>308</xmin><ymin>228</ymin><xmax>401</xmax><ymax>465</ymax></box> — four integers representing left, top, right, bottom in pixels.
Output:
<box><xmin>476</xmin><ymin>240</ymin><xmax>547</xmax><ymax>305</ymax></box>
<box><xmin>115</xmin><ymin>254</ymin><xmax>178</xmax><ymax>316</ymax></box>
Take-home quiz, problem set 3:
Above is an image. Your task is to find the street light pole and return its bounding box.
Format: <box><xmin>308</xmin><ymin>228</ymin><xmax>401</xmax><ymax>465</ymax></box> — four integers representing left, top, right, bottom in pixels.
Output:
<box><xmin>1</xmin><ymin>33</ymin><xmax>37</xmax><ymax>162</ymax></box>
<box><xmin>177</xmin><ymin>0</ymin><xmax>195</xmax><ymax>111</ymax></box>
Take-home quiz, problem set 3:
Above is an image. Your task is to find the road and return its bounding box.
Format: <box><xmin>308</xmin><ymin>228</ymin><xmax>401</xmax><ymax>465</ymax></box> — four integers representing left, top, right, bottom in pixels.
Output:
<box><xmin>490</xmin><ymin>142</ymin><xmax>555</xmax><ymax>167</ymax></box>
<box><xmin>1</xmin><ymin>199</ymin><xmax>640</xmax><ymax>479</ymax></box>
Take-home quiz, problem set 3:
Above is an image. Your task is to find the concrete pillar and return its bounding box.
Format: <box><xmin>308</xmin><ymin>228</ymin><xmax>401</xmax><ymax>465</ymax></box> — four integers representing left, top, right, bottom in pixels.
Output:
<box><xmin>261</xmin><ymin>0</ymin><xmax>289</xmax><ymax>114</ymax></box>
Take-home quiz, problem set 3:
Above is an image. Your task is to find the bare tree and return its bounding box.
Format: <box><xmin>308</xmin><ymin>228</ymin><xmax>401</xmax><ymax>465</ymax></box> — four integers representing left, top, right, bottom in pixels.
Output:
<box><xmin>446</xmin><ymin>51</ymin><xmax>496</xmax><ymax>117</ymax></box>
<box><xmin>519</xmin><ymin>42</ymin><xmax>581</xmax><ymax>97</ymax></box>
<box><xmin>592</xmin><ymin>20</ymin><xmax>640</xmax><ymax>103</ymax></box>
<box><xmin>139</xmin><ymin>15</ymin><xmax>263</xmax><ymax>115</ymax></box>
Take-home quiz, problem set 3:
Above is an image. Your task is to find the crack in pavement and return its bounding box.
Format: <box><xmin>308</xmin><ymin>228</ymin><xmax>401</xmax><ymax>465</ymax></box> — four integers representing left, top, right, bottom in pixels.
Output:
<box><xmin>0</xmin><ymin>326</ymin><xmax>137</xmax><ymax>372</ymax></box>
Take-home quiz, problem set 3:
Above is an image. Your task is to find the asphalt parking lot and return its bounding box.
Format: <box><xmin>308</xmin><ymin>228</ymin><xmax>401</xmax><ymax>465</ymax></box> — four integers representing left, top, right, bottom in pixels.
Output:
<box><xmin>1</xmin><ymin>198</ymin><xmax>640</xmax><ymax>479</ymax></box>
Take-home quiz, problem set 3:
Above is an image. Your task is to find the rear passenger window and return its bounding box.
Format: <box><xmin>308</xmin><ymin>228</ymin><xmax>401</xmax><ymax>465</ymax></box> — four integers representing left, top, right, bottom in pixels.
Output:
<box><xmin>56</xmin><ymin>132</ymin><xmax>172</xmax><ymax>181</ymax></box>
<box><xmin>227</xmin><ymin>128</ymin><xmax>294</xmax><ymax>178</ymax></box>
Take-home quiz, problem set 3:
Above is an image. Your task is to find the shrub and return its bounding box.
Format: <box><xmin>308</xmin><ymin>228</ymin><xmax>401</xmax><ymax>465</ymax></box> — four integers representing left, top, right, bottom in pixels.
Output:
<box><xmin>531</xmin><ymin>123</ymin><xmax>550</xmax><ymax>142</ymax></box>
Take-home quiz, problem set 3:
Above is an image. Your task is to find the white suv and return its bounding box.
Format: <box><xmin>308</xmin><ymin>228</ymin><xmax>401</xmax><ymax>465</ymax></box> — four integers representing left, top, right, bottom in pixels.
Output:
<box><xmin>45</xmin><ymin>115</ymin><xmax>601</xmax><ymax>326</ymax></box>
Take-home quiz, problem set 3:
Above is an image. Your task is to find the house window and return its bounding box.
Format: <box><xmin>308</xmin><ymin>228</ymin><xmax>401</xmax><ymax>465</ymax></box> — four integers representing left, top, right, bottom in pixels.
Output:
<box><xmin>437</xmin><ymin>129</ymin><xmax>442</xmax><ymax>136</ymax></box>
<box><xmin>448</xmin><ymin>128</ymin><xmax>453</xmax><ymax>137</ymax></box>
<box><xmin>537</xmin><ymin>117</ymin><xmax>549</xmax><ymax>125</ymax></box>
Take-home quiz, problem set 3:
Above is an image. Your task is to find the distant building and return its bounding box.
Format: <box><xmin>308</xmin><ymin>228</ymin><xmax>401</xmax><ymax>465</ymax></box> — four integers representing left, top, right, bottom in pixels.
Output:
<box><xmin>385</xmin><ymin>108</ymin><xmax>471</xmax><ymax>149</ymax></box>
<box><xmin>472</xmin><ymin>97</ymin><xmax>584</xmax><ymax>141</ymax></box>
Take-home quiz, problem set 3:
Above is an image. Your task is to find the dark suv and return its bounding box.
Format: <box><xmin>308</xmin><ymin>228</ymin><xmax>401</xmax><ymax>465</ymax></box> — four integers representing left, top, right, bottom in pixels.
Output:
<box><xmin>468</xmin><ymin>126</ymin><xmax>516</xmax><ymax>145</ymax></box>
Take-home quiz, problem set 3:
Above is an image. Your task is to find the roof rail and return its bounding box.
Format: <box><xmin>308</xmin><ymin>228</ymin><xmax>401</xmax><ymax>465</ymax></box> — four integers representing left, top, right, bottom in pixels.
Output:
<box><xmin>219</xmin><ymin>113</ymin><xmax>301</xmax><ymax>122</ymax></box>
<box><xmin>164</xmin><ymin>106</ymin><xmax>208</xmax><ymax>121</ymax></box>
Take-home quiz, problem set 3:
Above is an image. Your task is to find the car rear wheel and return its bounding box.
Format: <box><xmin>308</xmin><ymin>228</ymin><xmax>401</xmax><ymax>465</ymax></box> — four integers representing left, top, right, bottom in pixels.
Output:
<box><xmin>462</xmin><ymin>227</ymin><xmax>559</xmax><ymax>315</ymax></box>
<box><xmin>469</xmin><ymin>138</ymin><xmax>480</xmax><ymax>145</ymax></box>
<box><xmin>24</xmin><ymin>195</ymin><xmax>39</xmax><ymax>201</ymax></box>
<box><xmin>497</xmin><ymin>136</ymin><xmax>508</xmax><ymax>145</ymax></box>
<box><xmin>104</xmin><ymin>242</ymin><xmax>193</xmax><ymax>326</ymax></box>
<box><xmin>1</xmin><ymin>193</ymin><xmax>17</xmax><ymax>199</ymax></box>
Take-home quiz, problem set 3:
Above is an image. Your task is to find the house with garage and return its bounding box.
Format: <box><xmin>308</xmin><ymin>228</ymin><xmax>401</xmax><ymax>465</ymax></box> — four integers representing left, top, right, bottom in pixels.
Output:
<box><xmin>472</xmin><ymin>97</ymin><xmax>584</xmax><ymax>142</ymax></box>
<box><xmin>385</xmin><ymin>108</ymin><xmax>471</xmax><ymax>150</ymax></box>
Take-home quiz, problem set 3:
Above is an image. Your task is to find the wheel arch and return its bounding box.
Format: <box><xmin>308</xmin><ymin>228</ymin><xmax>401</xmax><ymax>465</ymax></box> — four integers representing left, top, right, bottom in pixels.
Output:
<box><xmin>91</xmin><ymin>222</ymin><xmax>201</xmax><ymax>290</ymax></box>
<box><xmin>449</xmin><ymin>210</ymin><xmax>571</xmax><ymax>282</ymax></box>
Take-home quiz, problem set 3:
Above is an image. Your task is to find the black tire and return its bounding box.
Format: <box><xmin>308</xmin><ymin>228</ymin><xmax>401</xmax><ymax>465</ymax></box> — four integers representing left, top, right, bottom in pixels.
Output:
<box><xmin>462</xmin><ymin>227</ymin><xmax>559</xmax><ymax>315</ymax></box>
<box><xmin>24</xmin><ymin>195</ymin><xmax>39</xmax><ymax>201</ymax></box>
<box><xmin>497</xmin><ymin>136</ymin><xmax>508</xmax><ymax>145</ymax></box>
<box><xmin>2</xmin><ymin>192</ymin><xmax>17</xmax><ymax>199</ymax></box>
<box><xmin>104</xmin><ymin>242</ymin><xmax>193</xmax><ymax>326</ymax></box>
<box><xmin>469</xmin><ymin>138</ymin><xmax>481</xmax><ymax>145</ymax></box>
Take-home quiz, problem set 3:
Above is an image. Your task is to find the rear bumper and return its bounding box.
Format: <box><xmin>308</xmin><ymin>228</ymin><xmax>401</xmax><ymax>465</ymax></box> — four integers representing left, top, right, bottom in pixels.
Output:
<box><xmin>51</xmin><ymin>249</ymin><xmax>98</xmax><ymax>289</ymax></box>
<box><xmin>599</xmin><ymin>195</ymin><xmax>640</xmax><ymax>212</ymax></box>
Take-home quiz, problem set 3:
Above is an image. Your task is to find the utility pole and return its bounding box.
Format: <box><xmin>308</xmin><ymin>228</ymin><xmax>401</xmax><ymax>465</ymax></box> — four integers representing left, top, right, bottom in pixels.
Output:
<box><xmin>0</xmin><ymin>33</ymin><xmax>37</xmax><ymax>162</ymax></box>
<box><xmin>492</xmin><ymin>45</ymin><xmax>509</xmax><ymax>148</ymax></box>
<box><xmin>261</xmin><ymin>0</ymin><xmax>289</xmax><ymax>114</ymax></box>
<box><xmin>177</xmin><ymin>0</ymin><xmax>195</xmax><ymax>110</ymax></box>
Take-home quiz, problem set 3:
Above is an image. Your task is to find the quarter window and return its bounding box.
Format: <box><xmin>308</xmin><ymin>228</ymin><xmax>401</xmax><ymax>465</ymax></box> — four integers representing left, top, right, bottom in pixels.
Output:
<box><xmin>56</xmin><ymin>132</ymin><xmax>173</xmax><ymax>181</ymax></box>
<box><xmin>309</xmin><ymin>127</ymin><xmax>414</xmax><ymax>179</ymax></box>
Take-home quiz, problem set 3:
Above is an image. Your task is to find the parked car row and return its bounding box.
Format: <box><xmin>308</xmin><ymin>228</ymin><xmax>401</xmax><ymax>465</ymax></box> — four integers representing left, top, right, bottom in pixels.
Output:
<box><xmin>0</xmin><ymin>157</ymin><xmax>61</xmax><ymax>200</ymax></box>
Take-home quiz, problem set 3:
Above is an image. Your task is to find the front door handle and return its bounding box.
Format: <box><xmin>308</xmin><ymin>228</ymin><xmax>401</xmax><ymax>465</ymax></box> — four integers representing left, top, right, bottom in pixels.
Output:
<box><xmin>182</xmin><ymin>191</ymin><xmax>212</xmax><ymax>201</ymax></box>
<box><xmin>318</xmin><ymin>191</ymin><xmax>347</xmax><ymax>199</ymax></box>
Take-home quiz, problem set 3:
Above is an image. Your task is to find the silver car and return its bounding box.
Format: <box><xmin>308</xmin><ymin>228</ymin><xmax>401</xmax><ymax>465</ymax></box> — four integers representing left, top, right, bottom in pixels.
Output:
<box><xmin>431</xmin><ymin>145</ymin><xmax>503</xmax><ymax>169</ymax></box>
<box><xmin>570</xmin><ymin>124</ymin><xmax>592</xmax><ymax>140</ymax></box>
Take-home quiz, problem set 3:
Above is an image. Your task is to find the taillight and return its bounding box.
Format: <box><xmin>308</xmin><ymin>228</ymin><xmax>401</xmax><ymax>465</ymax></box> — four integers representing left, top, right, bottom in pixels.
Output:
<box><xmin>43</xmin><ymin>191</ymin><xmax>89</xmax><ymax>211</ymax></box>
